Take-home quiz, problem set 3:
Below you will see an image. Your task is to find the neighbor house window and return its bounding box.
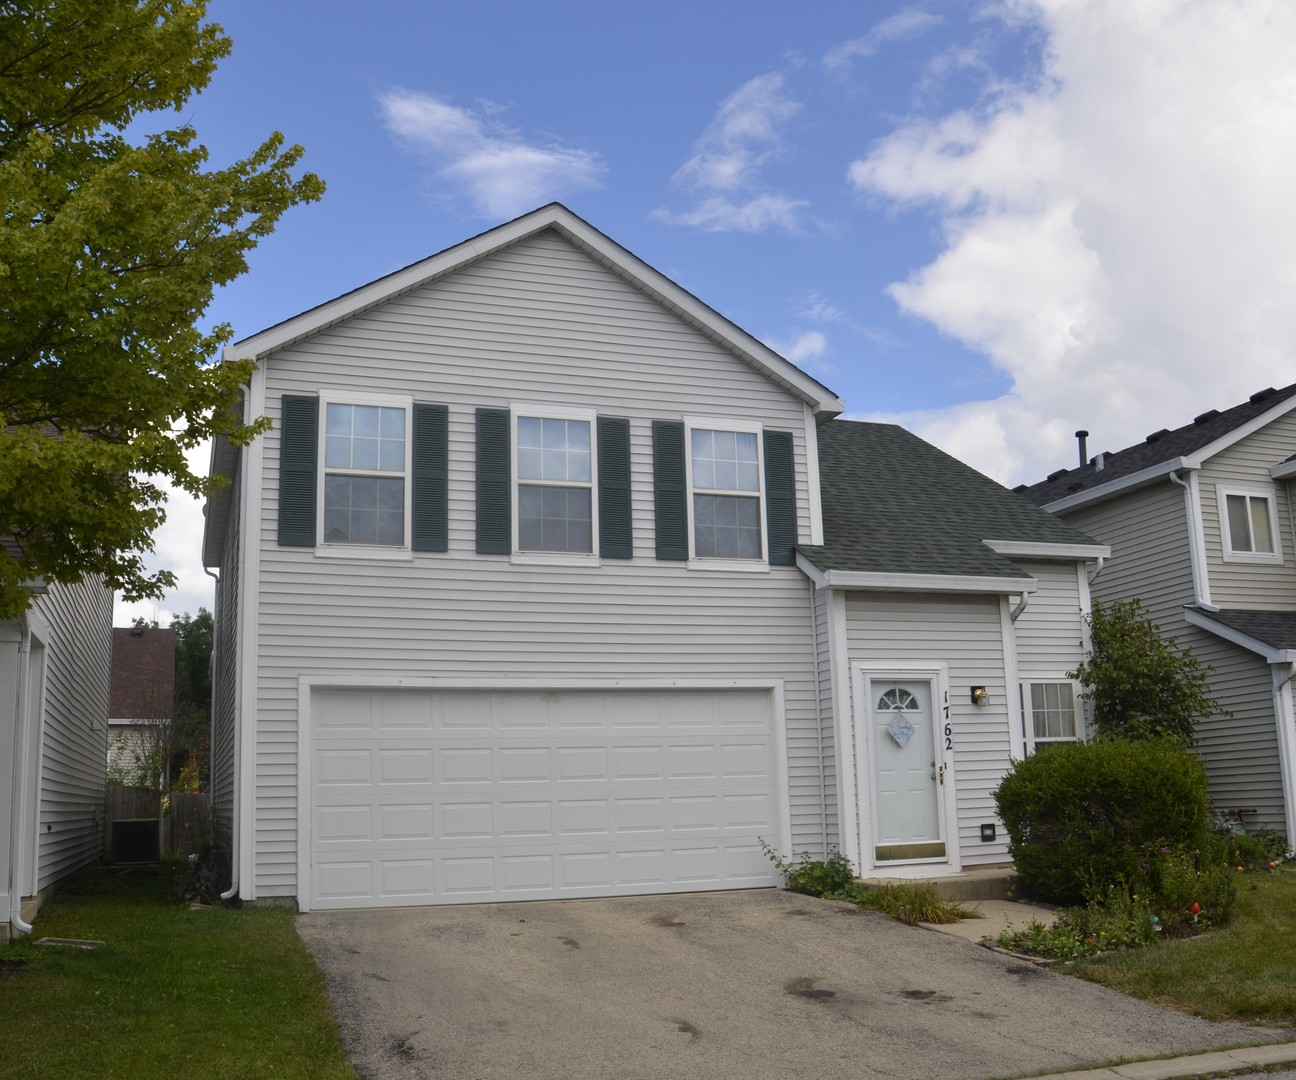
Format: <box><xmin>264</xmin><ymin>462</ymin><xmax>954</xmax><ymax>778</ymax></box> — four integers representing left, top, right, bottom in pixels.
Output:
<box><xmin>322</xmin><ymin>400</ymin><xmax>408</xmax><ymax>546</ymax></box>
<box><xmin>515</xmin><ymin>411</ymin><xmax>595</xmax><ymax>554</ymax></box>
<box><xmin>1021</xmin><ymin>681</ymin><xmax>1082</xmax><ymax>753</ymax></box>
<box><xmin>1219</xmin><ymin>486</ymin><xmax>1281</xmax><ymax>563</ymax></box>
<box><xmin>686</xmin><ymin>421</ymin><xmax>764</xmax><ymax>561</ymax></box>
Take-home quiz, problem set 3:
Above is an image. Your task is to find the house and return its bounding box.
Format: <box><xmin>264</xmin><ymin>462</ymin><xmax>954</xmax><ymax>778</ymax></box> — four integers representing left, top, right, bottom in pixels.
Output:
<box><xmin>203</xmin><ymin>203</ymin><xmax>1106</xmax><ymax>912</ymax></box>
<box><xmin>1019</xmin><ymin>384</ymin><xmax>1296</xmax><ymax>843</ymax></box>
<box><xmin>107</xmin><ymin>625</ymin><xmax>177</xmax><ymax>787</ymax></box>
<box><xmin>0</xmin><ymin>575</ymin><xmax>112</xmax><ymax>939</ymax></box>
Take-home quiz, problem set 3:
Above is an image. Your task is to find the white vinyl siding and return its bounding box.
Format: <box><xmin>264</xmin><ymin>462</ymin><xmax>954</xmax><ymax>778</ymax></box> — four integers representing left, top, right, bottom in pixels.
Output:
<box><xmin>30</xmin><ymin>580</ymin><xmax>112</xmax><ymax>891</ymax></box>
<box><xmin>844</xmin><ymin>592</ymin><xmax>1009</xmax><ymax>868</ymax></box>
<box><xmin>812</xmin><ymin>584</ymin><xmax>837</xmax><ymax>853</ymax></box>
<box><xmin>246</xmin><ymin>231</ymin><xmax>821</xmax><ymax>898</ymax></box>
<box><xmin>1200</xmin><ymin>411</ymin><xmax>1296</xmax><ymax>607</ymax></box>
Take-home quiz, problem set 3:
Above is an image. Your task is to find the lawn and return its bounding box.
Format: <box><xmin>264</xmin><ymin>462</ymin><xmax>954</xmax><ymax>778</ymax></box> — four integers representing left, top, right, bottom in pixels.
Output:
<box><xmin>1070</xmin><ymin>868</ymin><xmax>1296</xmax><ymax>1027</ymax></box>
<box><xmin>0</xmin><ymin>862</ymin><xmax>356</xmax><ymax>1079</ymax></box>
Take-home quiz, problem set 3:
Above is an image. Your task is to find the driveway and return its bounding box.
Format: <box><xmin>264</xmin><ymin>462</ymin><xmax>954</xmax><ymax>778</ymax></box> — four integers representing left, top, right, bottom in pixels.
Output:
<box><xmin>296</xmin><ymin>888</ymin><xmax>1278</xmax><ymax>1080</ymax></box>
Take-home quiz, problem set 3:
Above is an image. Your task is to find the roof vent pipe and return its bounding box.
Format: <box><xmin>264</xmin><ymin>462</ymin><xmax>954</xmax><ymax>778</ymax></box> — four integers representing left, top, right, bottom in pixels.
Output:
<box><xmin>1075</xmin><ymin>430</ymin><xmax>1089</xmax><ymax>468</ymax></box>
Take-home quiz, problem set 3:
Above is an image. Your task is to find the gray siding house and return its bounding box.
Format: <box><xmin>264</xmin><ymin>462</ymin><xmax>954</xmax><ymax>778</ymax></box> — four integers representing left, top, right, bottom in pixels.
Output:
<box><xmin>0</xmin><ymin>577</ymin><xmax>112</xmax><ymax>939</ymax></box>
<box><xmin>1021</xmin><ymin>385</ymin><xmax>1296</xmax><ymax>842</ymax></box>
<box><xmin>204</xmin><ymin>204</ymin><xmax>1105</xmax><ymax>911</ymax></box>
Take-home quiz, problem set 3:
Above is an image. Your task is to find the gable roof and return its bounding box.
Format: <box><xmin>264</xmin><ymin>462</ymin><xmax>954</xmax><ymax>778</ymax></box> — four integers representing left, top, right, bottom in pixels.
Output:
<box><xmin>1185</xmin><ymin>608</ymin><xmax>1296</xmax><ymax>663</ymax></box>
<box><xmin>797</xmin><ymin>420</ymin><xmax>1105</xmax><ymax>588</ymax></box>
<box><xmin>109</xmin><ymin>626</ymin><xmax>176</xmax><ymax>721</ymax></box>
<box><xmin>1018</xmin><ymin>383</ymin><xmax>1296</xmax><ymax>511</ymax></box>
<box><xmin>225</xmin><ymin>203</ymin><xmax>844</xmax><ymax>418</ymax></box>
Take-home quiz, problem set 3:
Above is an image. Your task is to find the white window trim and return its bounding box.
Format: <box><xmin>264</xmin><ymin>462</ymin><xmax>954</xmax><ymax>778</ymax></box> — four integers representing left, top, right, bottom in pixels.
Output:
<box><xmin>315</xmin><ymin>389</ymin><xmax>414</xmax><ymax>556</ymax></box>
<box><xmin>1217</xmin><ymin>484</ymin><xmax>1282</xmax><ymax>565</ymax></box>
<box><xmin>1019</xmin><ymin>678</ymin><xmax>1084</xmax><ymax>754</ymax></box>
<box><xmin>509</xmin><ymin>403</ymin><xmax>600</xmax><ymax>565</ymax></box>
<box><xmin>683</xmin><ymin>415</ymin><xmax>768</xmax><ymax>572</ymax></box>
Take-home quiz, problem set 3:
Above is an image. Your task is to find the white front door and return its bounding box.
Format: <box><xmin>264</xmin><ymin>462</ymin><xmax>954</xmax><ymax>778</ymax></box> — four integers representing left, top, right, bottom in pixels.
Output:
<box><xmin>861</xmin><ymin>673</ymin><xmax>949</xmax><ymax>865</ymax></box>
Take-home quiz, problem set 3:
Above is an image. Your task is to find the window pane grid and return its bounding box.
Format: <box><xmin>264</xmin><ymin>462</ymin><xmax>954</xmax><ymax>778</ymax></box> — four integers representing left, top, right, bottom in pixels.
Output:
<box><xmin>1027</xmin><ymin>681</ymin><xmax>1078</xmax><ymax>744</ymax></box>
<box><xmin>690</xmin><ymin>426</ymin><xmax>763</xmax><ymax>561</ymax></box>
<box><xmin>322</xmin><ymin>403</ymin><xmax>407</xmax><ymax>546</ymax></box>
<box><xmin>1225</xmin><ymin>492</ymin><xmax>1276</xmax><ymax>555</ymax></box>
<box><xmin>516</xmin><ymin>416</ymin><xmax>594</xmax><ymax>554</ymax></box>
<box><xmin>325</xmin><ymin>403</ymin><xmax>406</xmax><ymax>474</ymax></box>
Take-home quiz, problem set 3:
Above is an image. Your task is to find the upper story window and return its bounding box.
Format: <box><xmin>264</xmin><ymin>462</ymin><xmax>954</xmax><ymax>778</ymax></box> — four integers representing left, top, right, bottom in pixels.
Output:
<box><xmin>321</xmin><ymin>399</ymin><xmax>409</xmax><ymax>547</ymax></box>
<box><xmin>1218</xmin><ymin>485</ymin><xmax>1282</xmax><ymax>564</ymax></box>
<box><xmin>514</xmin><ymin>410</ymin><xmax>596</xmax><ymax>555</ymax></box>
<box><xmin>1021</xmin><ymin>680</ymin><xmax>1082</xmax><ymax>753</ymax></box>
<box><xmin>686</xmin><ymin>420</ymin><xmax>765</xmax><ymax>562</ymax></box>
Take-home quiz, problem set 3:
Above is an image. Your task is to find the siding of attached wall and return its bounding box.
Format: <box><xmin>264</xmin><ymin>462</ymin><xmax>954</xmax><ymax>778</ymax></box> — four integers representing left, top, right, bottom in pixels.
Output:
<box><xmin>248</xmin><ymin>232</ymin><xmax>822</xmax><ymax>896</ymax></box>
<box><xmin>1199</xmin><ymin>411</ymin><xmax>1296</xmax><ymax>609</ymax></box>
<box><xmin>844</xmin><ymin>592</ymin><xmax>1011</xmax><ymax>867</ymax></box>
<box><xmin>1180</xmin><ymin>626</ymin><xmax>1287</xmax><ymax>833</ymax></box>
<box><xmin>33</xmin><ymin>579</ymin><xmax>112</xmax><ymax>891</ymax></box>
<box><xmin>210</xmin><ymin>459</ymin><xmax>242</xmax><ymax>834</ymax></box>
<box><xmin>1012</xmin><ymin>561</ymin><xmax>1087</xmax><ymax>677</ymax></box>
<box><xmin>812</xmin><ymin>584</ymin><xmax>837</xmax><ymax>852</ymax></box>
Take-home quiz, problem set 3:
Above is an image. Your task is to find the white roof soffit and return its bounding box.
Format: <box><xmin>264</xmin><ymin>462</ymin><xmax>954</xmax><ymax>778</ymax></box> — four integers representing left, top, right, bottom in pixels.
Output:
<box><xmin>1184</xmin><ymin>608</ymin><xmax>1296</xmax><ymax>664</ymax></box>
<box><xmin>982</xmin><ymin>539</ymin><xmax>1111</xmax><ymax>560</ymax></box>
<box><xmin>224</xmin><ymin>204</ymin><xmax>845</xmax><ymax>418</ymax></box>
<box><xmin>795</xmin><ymin>555</ymin><xmax>1037</xmax><ymax>595</ymax></box>
<box><xmin>1271</xmin><ymin>458</ymin><xmax>1296</xmax><ymax>481</ymax></box>
<box><xmin>1042</xmin><ymin>458</ymin><xmax>1191</xmax><ymax>513</ymax></box>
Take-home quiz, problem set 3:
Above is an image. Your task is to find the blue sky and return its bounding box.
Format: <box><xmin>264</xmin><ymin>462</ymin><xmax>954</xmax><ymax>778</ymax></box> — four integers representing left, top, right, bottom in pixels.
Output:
<box><xmin>118</xmin><ymin>0</ymin><xmax>1296</xmax><ymax>624</ymax></box>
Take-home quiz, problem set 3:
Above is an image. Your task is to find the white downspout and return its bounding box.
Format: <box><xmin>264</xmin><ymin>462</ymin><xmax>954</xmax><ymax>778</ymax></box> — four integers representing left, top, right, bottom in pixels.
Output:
<box><xmin>9</xmin><ymin>621</ymin><xmax>34</xmax><ymax>935</ymax></box>
<box><xmin>1273</xmin><ymin>663</ymin><xmax>1296</xmax><ymax>844</ymax></box>
<box><xmin>1169</xmin><ymin>470</ymin><xmax>1215</xmax><ymax>610</ymax></box>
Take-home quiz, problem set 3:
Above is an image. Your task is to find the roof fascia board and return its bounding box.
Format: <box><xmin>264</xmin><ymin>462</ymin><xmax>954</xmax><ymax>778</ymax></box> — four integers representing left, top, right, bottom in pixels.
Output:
<box><xmin>226</xmin><ymin>205</ymin><xmax>844</xmax><ymax>417</ymax></box>
<box><xmin>1043</xmin><ymin>458</ymin><xmax>1191</xmax><ymax>513</ymax></box>
<box><xmin>1271</xmin><ymin>459</ymin><xmax>1296</xmax><ymax>480</ymax></box>
<box><xmin>795</xmin><ymin>552</ymin><xmax>830</xmax><ymax>588</ymax></box>
<box><xmin>1184</xmin><ymin>607</ymin><xmax>1295</xmax><ymax>664</ymax></box>
<box><xmin>813</xmin><ymin>569</ymin><xmax>1038</xmax><ymax>595</ymax></box>
<box><xmin>1182</xmin><ymin>393</ymin><xmax>1296</xmax><ymax>468</ymax></box>
<box><xmin>982</xmin><ymin>539</ymin><xmax>1111</xmax><ymax>560</ymax></box>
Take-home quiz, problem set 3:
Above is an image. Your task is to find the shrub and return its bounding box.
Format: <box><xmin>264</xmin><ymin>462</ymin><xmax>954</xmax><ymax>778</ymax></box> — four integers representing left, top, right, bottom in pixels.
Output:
<box><xmin>994</xmin><ymin>739</ymin><xmax>1212</xmax><ymax>903</ymax></box>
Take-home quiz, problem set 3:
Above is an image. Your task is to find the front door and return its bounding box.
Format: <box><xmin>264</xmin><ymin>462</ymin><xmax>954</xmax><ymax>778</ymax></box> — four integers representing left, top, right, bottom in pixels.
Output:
<box><xmin>868</xmin><ymin>677</ymin><xmax>946</xmax><ymax>863</ymax></box>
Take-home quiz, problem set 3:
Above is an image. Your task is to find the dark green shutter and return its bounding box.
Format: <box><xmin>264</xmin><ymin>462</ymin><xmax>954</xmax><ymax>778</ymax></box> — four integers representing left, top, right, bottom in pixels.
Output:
<box><xmin>763</xmin><ymin>429</ymin><xmax>797</xmax><ymax>566</ymax></box>
<box><xmin>278</xmin><ymin>395</ymin><xmax>318</xmax><ymax>547</ymax></box>
<box><xmin>412</xmin><ymin>404</ymin><xmax>449</xmax><ymax>552</ymax></box>
<box><xmin>476</xmin><ymin>408</ymin><xmax>511</xmax><ymax>554</ymax></box>
<box><xmin>652</xmin><ymin>420</ymin><xmax>688</xmax><ymax>561</ymax></box>
<box><xmin>598</xmin><ymin>417</ymin><xmax>633</xmax><ymax>559</ymax></box>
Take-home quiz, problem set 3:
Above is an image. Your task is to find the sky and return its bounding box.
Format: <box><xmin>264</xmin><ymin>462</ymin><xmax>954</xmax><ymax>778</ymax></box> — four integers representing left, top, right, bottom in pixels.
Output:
<box><xmin>116</xmin><ymin>0</ymin><xmax>1296</xmax><ymax>625</ymax></box>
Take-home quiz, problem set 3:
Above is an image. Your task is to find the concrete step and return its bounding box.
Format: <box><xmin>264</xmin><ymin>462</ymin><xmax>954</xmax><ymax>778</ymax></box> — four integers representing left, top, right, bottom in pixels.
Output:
<box><xmin>860</xmin><ymin>865</ymin><xmax>1015</xmax><ymax>901</ymax></box>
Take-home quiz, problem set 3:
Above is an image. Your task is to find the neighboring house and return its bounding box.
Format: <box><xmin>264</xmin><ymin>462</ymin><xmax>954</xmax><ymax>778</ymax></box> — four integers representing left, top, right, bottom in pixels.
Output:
<box><xmin>107</xmin><ymin>625</ymin><xmax>177</xmax><ymax>787</ymax></box>
<box><xmin>0</xmin><ymin>575</ymin><xmax>112</xmax><ymax>940</ymax></box>
<box><xmin>203</xmin><ymin>203</ymin><xmax>1106</xmax><ymax>912</ymax></box>
<box><xmin>1019</xmin><ymin>384</ymin><xmax>1296</xmax><ymax>843</ymax></box>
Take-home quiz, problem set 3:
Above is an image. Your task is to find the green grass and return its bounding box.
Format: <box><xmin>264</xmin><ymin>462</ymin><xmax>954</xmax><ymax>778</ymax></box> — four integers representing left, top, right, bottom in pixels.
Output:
<box><xmin>1068</xmin><ymin>868</ymin><xmax>1296</xmax><ymax>1027</ymax></box>
<box><xmin>0</xmin><ymin>862</ymin><xmax>356</xmax><ymax>1079</ymax></box>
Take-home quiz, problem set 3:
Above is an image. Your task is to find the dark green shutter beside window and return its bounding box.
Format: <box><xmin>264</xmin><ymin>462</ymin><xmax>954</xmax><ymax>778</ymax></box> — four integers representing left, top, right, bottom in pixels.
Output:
<box><xmin>652</xmin><ymin>420</ymin><xmax>688</xmax><ymax>561</ymax></box>
<box><xmin>278</xmin><ymin>395</ymin><xmax>319</xmax><ymax>547</ymax></box>
<box><xmin>598</xmin><ymin>417</ymin><xmax>633</xmax><ymax>559</ymax></box>
<box><xmin>412</xmin><ymin>403</ymin><xmax>449</xmax><ymax>552</ymax></box>
<box><xmin>763</xmin><ymin>430</ymin><xmax>797</xmax><ymax>566</ymax></box>
<box><xmin>476</xmin><ymin>408</ymin><xmax>511</xmax><ymax>554</ymax></box>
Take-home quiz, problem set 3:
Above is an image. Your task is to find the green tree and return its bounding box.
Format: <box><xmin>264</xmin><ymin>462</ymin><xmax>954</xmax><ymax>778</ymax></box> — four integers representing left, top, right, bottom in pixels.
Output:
<box><xmin>171</xmin><ymin>607</ymin><xmax>212</xmax><ymax>789</ymax></box>
<box><xmin>0</xmin><ymin>0</ymin><xmax>325</xmax><ymax>619</ymax></box>
<box><xmin>1069</xmin><ymin>599</ymin><xmax>1225</xmax><ymax>746</ymax></box>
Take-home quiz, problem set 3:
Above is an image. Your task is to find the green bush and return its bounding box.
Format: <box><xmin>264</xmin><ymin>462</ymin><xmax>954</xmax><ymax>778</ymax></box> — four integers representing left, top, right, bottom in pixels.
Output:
<box><xmin>994</xmin><ymin>739</ymin><xmax>1213</xmax><ymax>903</ymax></box>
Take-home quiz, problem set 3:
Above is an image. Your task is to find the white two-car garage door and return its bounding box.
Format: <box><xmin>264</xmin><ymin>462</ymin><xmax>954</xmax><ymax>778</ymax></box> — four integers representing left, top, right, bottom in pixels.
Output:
<box><xmin>305</xmin><ymin>686</ymin><xmax>783</xmax><ymax>909</ymax></box>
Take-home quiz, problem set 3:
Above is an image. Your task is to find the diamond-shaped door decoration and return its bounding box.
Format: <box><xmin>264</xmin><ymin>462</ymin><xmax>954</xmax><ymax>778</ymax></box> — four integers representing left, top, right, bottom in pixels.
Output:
<box><xmin>887</xmin><ymin>714</ymin><xmax>914</xmax><ymax>748</ymax></box>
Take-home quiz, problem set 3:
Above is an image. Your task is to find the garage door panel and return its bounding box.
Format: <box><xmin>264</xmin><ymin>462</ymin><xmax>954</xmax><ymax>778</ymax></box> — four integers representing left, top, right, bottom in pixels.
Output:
<box><xmin>309</xmin><ymin>688</ymin><xmax>781</xmax><ymax>908</ymax></box>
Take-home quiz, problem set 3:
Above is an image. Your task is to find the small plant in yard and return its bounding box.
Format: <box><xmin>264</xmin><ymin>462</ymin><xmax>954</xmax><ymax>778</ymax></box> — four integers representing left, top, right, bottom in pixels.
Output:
<box><xmin>759</xmin><ymin>842</ymin><xmax>979</xmax><ymax>925</ymax></box>
<box><xmin>999</xmin><ymin>887</ymin><xmax>1160</xmax><ymax>961</ymax></box>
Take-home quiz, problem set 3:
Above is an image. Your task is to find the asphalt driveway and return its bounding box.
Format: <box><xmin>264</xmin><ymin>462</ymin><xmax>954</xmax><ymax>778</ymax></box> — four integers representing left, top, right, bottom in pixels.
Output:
<box><xmin>296</xmin><ymin>888</ymin><xmax>1279</xmax><ymax>1080</ymax></box>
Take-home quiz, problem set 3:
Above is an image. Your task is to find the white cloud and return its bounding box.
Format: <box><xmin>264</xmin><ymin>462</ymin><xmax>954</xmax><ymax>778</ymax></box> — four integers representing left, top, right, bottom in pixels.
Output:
<box><xmin>825</xmin><ymin>9</ymin><xmax>945</xmax><ymax>70</ymax></box>
<box><xmin>763</xmin><ymin>329</ymin><xmax>831</xmax><ymax>376</ymax></box>
<box><xmin>656</xmin><ymin>74</ymin><xmax>808</xmax><ymax>233</ymax></box>
<box><xmin>113</xmin><ymin>441</ymin><xmax>214</xmax><ymax>627</ymax></box>
<box><xmin>379</xmin><ymin>90</ymin><xmax>605</xmax><ymax>218</ymax></box>
<box><xmin>849</xmin><ymin>0</ymin><xmax>1296</xmax><ymax>484</ymax></box>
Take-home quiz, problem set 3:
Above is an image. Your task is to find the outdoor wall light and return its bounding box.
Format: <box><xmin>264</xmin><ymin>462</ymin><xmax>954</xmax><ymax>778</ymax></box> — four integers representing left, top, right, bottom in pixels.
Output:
<box><xmin>971</xmin><ymin>686</ymin><xmax>988</xmax><ymax>706</ymax></box>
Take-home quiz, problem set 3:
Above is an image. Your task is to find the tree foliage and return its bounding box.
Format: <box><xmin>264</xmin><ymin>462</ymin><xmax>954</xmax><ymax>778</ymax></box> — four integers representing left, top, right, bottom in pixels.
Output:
<box><xmin>1069</xmin><ymin>599</ymin><xmax>1225</xmax><ymax>746</ymax></box>
<box><xmin>0</xmin><ymin>0</ymin><xmax>324</xmax><ymax>618</ymax></box>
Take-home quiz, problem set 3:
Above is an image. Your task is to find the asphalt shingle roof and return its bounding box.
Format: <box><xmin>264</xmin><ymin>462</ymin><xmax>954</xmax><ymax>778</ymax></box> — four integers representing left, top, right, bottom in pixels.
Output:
<box><xmin>1192</xmin><ymin>608</ymin><xmax>1296</xmax><ymax>653</ymax></box>
<box><xmin>1018</xmin><ymin>383</ymin><xmax>1296</xmax><ymax>506</ymax></box>
<box><xmin>799</xmin><ymin>420</ymin><xmax>1099</xmax><ymax>577</ymax></box>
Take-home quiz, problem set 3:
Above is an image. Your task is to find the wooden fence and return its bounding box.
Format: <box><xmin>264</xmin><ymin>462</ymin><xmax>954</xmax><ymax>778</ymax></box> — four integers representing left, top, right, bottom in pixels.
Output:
<box><xmin>104</xmin><ymin>786</ymin><xmax>209</xmax><ymax>861</ymax></box>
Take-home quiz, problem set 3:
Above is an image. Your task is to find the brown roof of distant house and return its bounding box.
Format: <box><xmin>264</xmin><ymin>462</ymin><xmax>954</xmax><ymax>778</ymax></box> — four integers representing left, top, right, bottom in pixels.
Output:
<box><xmin>109</xmin><ymin>627</ymin><xmax>176</xmax><ymax>721</ymax></box>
